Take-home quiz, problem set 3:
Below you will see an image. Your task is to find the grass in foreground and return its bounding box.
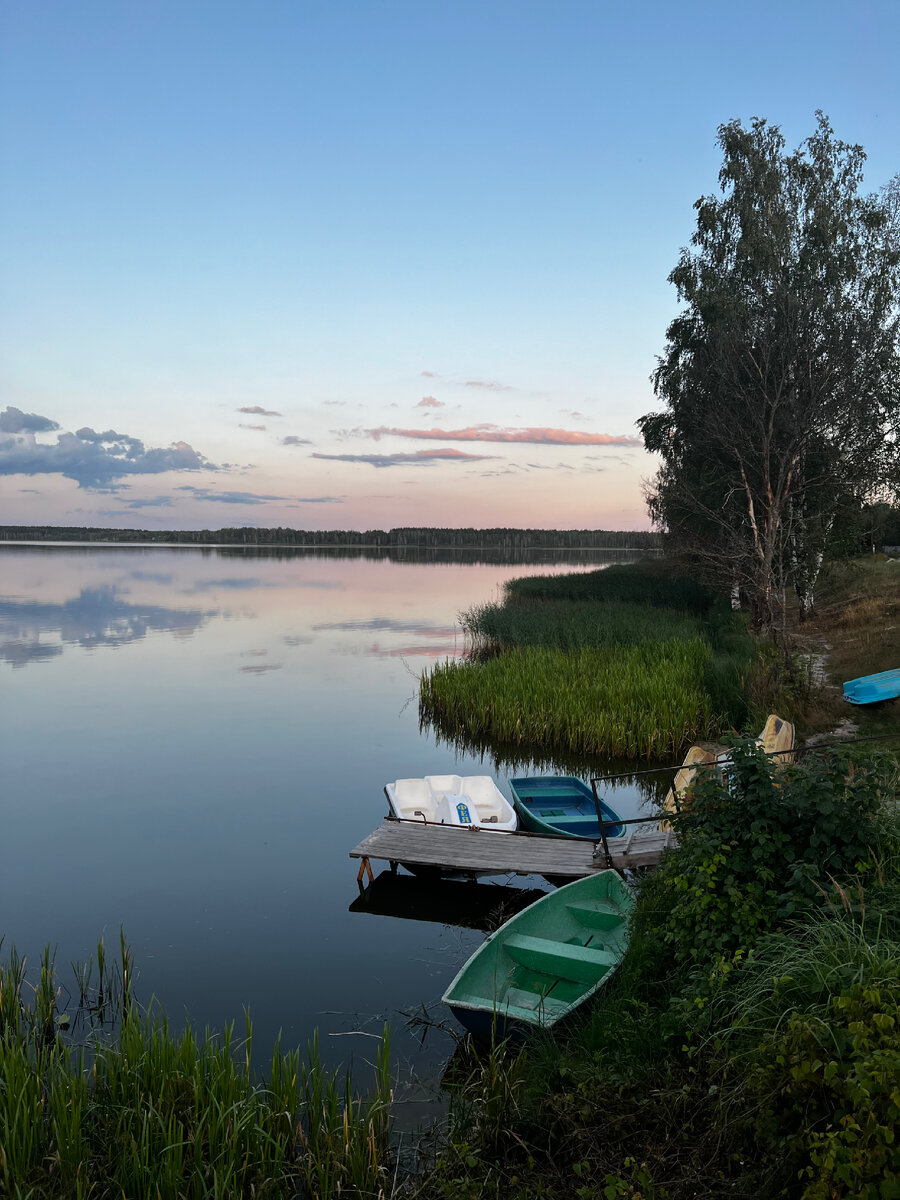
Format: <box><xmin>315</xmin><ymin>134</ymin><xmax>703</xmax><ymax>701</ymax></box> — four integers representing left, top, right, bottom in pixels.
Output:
<box><xmin>0</xmin><ymin>945</ymin><xmax>393</xmax><ymax>1200</ymax></box>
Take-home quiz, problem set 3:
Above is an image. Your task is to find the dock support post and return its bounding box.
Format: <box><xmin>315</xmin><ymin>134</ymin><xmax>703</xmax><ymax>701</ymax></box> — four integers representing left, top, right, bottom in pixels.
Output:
<box><xmin>595</xmin><ymin>824</ymin><xmax>614</xmax><ymax>870</ymax></box>
<box><xmin>356</xmin><ymin>856</ymin><xmax>374</xmax><ymax>891</ymax></box>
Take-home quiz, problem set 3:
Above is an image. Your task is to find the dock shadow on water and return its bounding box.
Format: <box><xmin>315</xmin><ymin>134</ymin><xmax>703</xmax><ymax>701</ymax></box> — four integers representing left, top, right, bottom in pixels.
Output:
<box><xmin>349</xmin><ymin>870</ymin><xmax>550</xmax><ymax>932</ymax></box>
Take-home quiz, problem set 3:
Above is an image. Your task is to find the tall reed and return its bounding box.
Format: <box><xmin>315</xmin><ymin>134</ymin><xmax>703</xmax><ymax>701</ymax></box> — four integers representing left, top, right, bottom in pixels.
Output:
<box><xmin>421</xmin><ymin>640</ymin><xmax>715</xmax><ymax>758</ymax></box>
<box><xmin>462</xmin><ymin>599</ymin><xmax>705</xmax><ymax>652</ymax></box>
<box><xmin>0</xmin><ymin>942</ymin><xmax>395</xmax><ymax>1199</ymax></box>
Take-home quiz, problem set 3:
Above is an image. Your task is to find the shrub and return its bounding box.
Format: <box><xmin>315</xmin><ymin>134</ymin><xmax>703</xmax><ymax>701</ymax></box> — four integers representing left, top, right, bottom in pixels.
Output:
<box><xmin>661</xmin><ymin>742</ymin><xmax>890</xmax><ymax>970</ymax></box>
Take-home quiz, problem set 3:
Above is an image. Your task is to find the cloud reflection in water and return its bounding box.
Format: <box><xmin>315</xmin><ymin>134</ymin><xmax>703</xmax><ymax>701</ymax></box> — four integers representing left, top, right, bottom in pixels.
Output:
<box><xmin>0</xmin><ymin>586</ymin><xmax>214</xmax><ymax>668</ymax></box>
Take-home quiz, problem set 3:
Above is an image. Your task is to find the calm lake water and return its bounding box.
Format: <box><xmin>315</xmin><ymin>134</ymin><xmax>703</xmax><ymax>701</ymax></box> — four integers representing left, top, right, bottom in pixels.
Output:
<box><xmin>0</xmin><ymin>544</ymin><xmax>660</xmax><ymax>1083</ymax></box>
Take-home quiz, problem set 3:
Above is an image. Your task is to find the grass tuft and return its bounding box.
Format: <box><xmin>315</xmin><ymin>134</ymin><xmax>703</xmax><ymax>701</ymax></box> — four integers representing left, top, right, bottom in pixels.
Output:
<box><xmin>0</xmin><ymin>942</ymin><xmax>395</xmax><ymax>1199</ymax></box>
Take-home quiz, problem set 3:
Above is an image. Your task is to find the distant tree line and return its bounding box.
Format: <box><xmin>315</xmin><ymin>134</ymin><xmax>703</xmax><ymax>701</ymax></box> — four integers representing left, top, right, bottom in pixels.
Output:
<box><xmin>0</xmin><ymin>525</ymin><xmax>662</xmax><ymax>550</ymax></box>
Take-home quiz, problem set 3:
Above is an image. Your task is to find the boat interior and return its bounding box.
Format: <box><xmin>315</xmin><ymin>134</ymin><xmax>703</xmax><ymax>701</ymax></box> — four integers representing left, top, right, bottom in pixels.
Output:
<box><xmin>447</xmin><ymin>873</ymin><xmax>629</xmax><ymax>1023</ymax></box>
<box><xmin>510</xmin><ymin>776</ymin><xmax>625</xmax><ymax>837</ymax></box>
<box><xmin>386</xmin><ymin>775</ymin><xmax>515</xmax><ymax>827</ymax></box>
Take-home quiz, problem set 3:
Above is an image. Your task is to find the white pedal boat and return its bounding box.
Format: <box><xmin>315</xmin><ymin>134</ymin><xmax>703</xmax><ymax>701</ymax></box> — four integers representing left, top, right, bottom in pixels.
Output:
<box><xmin>384</xmin><ymin>775</ymin><xmax>518</xmax><ymax>832</ymax></box>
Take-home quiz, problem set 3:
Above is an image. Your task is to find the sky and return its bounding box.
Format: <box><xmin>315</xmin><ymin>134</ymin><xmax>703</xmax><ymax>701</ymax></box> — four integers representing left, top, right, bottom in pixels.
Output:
<box><xmin>1</xmin><ymin>0</ymin><xmax>898</xmax><ymax>533</ymax></box>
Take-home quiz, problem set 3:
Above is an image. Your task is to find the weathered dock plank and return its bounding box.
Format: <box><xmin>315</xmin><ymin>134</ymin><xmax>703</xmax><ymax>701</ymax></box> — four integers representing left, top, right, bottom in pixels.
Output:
<box><xmin>350</xmin><ymin>818</ymin><xmax>674</xmax><ymax>878</ymax></box>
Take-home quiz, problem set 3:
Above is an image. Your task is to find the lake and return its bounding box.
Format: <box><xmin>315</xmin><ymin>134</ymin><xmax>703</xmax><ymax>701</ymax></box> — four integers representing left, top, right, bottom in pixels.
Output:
<box><xmin>0</xmin><ymin>543</ymin><xmax>660</xmax><ymax>1084</ymax></box>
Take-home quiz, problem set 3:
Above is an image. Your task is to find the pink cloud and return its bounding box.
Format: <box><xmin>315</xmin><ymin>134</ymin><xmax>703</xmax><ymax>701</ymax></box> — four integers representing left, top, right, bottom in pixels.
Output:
<box><xmin>312</xmin><ymin>448</ymin><xmax>499</xmax><ymax>468</ymax></box>
<box><xmin>363</xmin><ymin>425</ymin><xmax>641</xmax><ymax>447</ymax></box>
<box><xmin>417</xmin><ymin>396</ymin><xmax>444</xmax><ymax>408</ymax></box>
<box><xmin>420</xmin><ymin>370</ymin><xmax>438</xmax><ymax>378</ymax></box>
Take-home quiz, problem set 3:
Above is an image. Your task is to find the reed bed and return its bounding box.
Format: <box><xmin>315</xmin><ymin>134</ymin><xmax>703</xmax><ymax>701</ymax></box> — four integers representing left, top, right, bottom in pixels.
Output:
<box><xmin>504</xmin><ymin>562</ymin><xmax>715</xmax><ymax>613</ymax></box>
<box><xmin>462</xmin><ymin>598</ymin><xmax>705</xmax><ymax>651</ymax></box>
<box><xmin>422</xmin><ymin>559</ymin><xmax>755</xmax><ymax>757</ymax></box>
<box><xmin>0</xmin><ymin>943</ymin><xmax>394</xmax><ymax>1199</ymax></box>
<box><xmin>420</xmin><ymin>640</ymin><xmax>715</xmax><ymax>759</ymax></box>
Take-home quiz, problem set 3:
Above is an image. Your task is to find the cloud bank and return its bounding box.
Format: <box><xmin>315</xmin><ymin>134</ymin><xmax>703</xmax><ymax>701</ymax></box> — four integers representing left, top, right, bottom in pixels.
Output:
<box><xmin>0</xmin><ymin>406</ymin><xmax>61</xmax><ymax>434</ymax></box>
<box><xmin>362</xmin><ymin>424</ymin><xmax>641</xmax><ymax>447</ymax></box>
<box><xmin>0</xmin><ymin>408</ymin><xmax>217</xmax><ymax>489</ymax></box>
<box><xmin>237</xmin><ymin>405</ymin><xmax>282</xmax><ymax>417</ymax></box>
<box><xmin>175</xmin><ymin>485</ymin><xmax>342</xmax><ymax>505</ymax></box>
<box><xmin>312</xmin><ymin>448</ymin><xmax>497</xmax><ymax>469</ymax></box>
<box><xmin>282</xmin><ymin>435</ymin><xmax>313</xmax><ymax>446</ymax></box>
<box><xmin>464</xmin><ymin>379</ymin><xmax>512</xmax><ymax>391</ymax></box>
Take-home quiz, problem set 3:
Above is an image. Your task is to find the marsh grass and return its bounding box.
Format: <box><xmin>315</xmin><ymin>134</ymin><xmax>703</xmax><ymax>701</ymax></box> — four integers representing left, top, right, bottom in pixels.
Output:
<box><xmin>503</xmin><ymin>561</ymin><xmax>715</xmax><ymax>614</ymax></box>
<box><xmin>421</xmin><ymin>639</ymin><xmax>716</xmax><ymax>758</ymax></box>
<box><xmin>421</xmin><ymin>560</ymin><xmax>758</xmax><ymax>758</ymax></box>
<box><xmin>0</xmin><ymin>942</ymin><xmax>395</xmax><ymax>1199</ymax></box>
<box><xmin>461</xmin><ymin>599</ymin><xmax>705</xmax><ymax>652</ymax></box>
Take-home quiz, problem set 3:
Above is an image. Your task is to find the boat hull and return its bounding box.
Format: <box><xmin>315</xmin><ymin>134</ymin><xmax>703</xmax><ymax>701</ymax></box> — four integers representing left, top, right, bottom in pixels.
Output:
<box><xmin>442</xmin><ymin>871</ymin><xmax>633</xmax><ymax>1041</ymax></box>
<box><xmin>509</xmin><ymin>776</ymin><xmax>624</xmax><ymax>839</ymax></box>
<box><xmin>843</xmin><ymin>669</ymin><xmax>900</xmax><ymax>705</ymax></box>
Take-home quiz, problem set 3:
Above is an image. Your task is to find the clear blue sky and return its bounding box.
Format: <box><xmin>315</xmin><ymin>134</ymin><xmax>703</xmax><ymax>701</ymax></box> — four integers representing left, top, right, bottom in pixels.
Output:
<box><xmin>2</xmin><ymin>0</ymin><xmax>897</xmax><ymax>530</ymax></box>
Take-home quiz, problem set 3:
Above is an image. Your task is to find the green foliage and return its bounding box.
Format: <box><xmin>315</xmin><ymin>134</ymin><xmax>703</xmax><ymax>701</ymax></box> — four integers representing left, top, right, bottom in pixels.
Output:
<box><xmin>661</xmin><ymin>742</ymin><xmax>889</xmax><ymax>969</ymax></box>
<box><xmin>754</xmin><ymin>982</ymin><xmax>900</xmax><ymax>1199</ymax></box>
<box><xmin>423</xmin><ymin>562</ymin><xmax>758</xmax><ymax>758</ymax></box>
<box><xmin>462</xmin><ymin>598</ymin><xmax>705</xmax><ymax>651</ymax></box>
<box><xmin>641</xmin><ymin>115</ymin><xmax>900</xmax><ymax>631</ymax></box>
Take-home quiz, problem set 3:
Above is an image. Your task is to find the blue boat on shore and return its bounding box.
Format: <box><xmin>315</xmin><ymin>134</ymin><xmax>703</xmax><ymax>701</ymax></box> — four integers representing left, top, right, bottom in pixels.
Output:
<box><xmin>509</xmin><ymin>776</ymin><xmax>625</xmax><ymax>839</ymax></box>
<box><xmin>843</xmin><ymin>668</ymin><xmax>900</xmax><ymax>705</ymax></box>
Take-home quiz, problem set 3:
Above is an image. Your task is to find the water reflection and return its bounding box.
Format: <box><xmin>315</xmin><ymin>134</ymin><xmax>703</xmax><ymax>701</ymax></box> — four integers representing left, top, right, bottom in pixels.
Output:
<box><xmin>0</xmin><ymin>586</ymin><xmax>213</xmax><ymax>668</ymax></box>
<box><xmin>421</xmin><ymin>722</ymin><xmax>672</xmax><ymax>809</ymax></box>
<box><xmin>8</xmin><ymin>542</ymin><xmax>658</xmax><ymax>568</ymax></box>
<box><xmin>1</xmin><ymin>543</ymin><xmax>657</xmax><ymax>1075</ymax></box>
<box><xmin>349</xmin><ymin>871</ymin><xmax>548</xmax><ymax>931</ymax></box>
<box><xmin>213</xmin><ymin>546</ymin><xmax>654</xmax><ymax>566</ymax></box>
<box><xmin>313</xmin><ymin>618</ymin><xmax>458</xmax><ymax>635</ymax></box>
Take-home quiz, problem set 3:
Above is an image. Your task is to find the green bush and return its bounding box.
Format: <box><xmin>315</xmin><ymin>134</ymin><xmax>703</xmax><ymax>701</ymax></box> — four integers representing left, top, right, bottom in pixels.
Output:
<box><xmin>754</xmin><ymin>982</ymin><xmax>900</xmax><ymax>1199</ymax></box>
<box><xmin>661</xmin><ymin>743</ymin><xmax>890</xmax><ymax>970</ymax></box>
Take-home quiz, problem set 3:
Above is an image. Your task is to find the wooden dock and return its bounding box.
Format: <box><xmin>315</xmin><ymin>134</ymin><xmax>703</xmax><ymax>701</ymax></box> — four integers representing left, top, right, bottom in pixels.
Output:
<box><xmin>350</xmin><ymin>817</ymin><xmax>675</xmax><ymax>885</ymax></box>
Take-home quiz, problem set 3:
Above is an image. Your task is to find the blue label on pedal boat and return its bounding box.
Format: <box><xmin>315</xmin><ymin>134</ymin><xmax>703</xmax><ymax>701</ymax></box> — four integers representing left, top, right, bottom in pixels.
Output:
<box><xmin>456</xmin><ymin>802</ymin><xmax>472</xmax><ymax>824</ymax></box>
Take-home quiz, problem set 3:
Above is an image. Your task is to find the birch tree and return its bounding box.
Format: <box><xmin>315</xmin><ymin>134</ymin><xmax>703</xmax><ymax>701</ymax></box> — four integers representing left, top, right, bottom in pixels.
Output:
<box><xmin>640</xmin><ymin>115</ymin><xmax>900</xmax><ymax>631</ymax></box>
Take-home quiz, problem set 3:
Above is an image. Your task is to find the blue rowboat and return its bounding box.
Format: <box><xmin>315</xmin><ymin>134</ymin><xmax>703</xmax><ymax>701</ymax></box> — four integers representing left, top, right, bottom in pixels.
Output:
<box><xmin>843</xmin><ymin>668</ymin><xmax>900</xmax><ymax>705</ymax></box>
<box><xmin>508</xmin><ymin>776</ymin><xmax>625</xmax><ymax>839</ymax></box>
<box><xmin>442</xmin><ymin>870</ymin><xmax>633</xmax><ymax>1041</ymax></box>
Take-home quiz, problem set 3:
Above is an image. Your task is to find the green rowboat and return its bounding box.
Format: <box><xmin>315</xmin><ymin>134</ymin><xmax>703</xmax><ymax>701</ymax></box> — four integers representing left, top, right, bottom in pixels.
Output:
<box><xmin>442</xmin><ymin>871</ymin><xmax>633</xmax><ymax>1040</ymax></box>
